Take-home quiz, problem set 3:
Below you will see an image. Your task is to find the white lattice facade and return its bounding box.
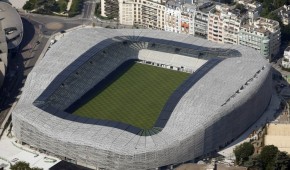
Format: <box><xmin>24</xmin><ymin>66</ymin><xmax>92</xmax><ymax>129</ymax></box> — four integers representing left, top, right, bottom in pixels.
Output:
<box><xmin>12</xmin><ymin>28</ymin><xmax>272</xmax><ymax>170</ymax></box>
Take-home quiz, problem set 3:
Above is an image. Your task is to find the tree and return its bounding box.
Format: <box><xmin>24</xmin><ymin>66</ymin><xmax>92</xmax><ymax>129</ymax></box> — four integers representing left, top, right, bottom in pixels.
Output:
<box><xmin>248</xmin><ymin>154</ymin><xmax>263</xmax><ymax>170</ymax></box>
<box><xmin>274</xmin><ymin>151</ymin><xmax>290</xmax><ymax>170</ymax></box>
<box><xmin>234</xmin><ymin>142</ymin><xmax>255</xmax><ymax>165</ymax></box>
<box><xmin>273</xmin><ymin>0</ymin><xmax>287</xmax><ymax>9</ymax></box>
<box><xmin>23</xmin><ymin>2</ymin><xmax>34</xmax><ymax>10</ymax></box>
<box><xmin>10</xmin><ymin>161</ymin><xmax>30</xmax><ymax>170</ymax></box>
<box><xmin>235</xmin><ymin>4</ymin><xmax>247</xmax><ymax>14</ymax></box>
<box><xmin>267</xmin><ymin>12</ymin><xmax>282</xmax><ymax>25</ymax></box>
<box><xmin>259</xmin><ymin>145</ymin><xmax>279</xmax><ymax>169</ymax></box>
<box><xmin>68</xmin><ymin>0</ymin><xmax>83</xmax><ymax>17</ymax></box>
<box><xmin>10</xmin><ymin>161</ymin><xmax>43</xmax><ymax>170</ymax></box>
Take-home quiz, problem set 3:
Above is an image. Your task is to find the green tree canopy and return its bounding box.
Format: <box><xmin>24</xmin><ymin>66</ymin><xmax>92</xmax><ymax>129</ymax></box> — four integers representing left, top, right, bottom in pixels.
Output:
<box><xmin>274</xmin><ymin>151</ymin><xmax>290</xmax><ymax>170</ymax></box>
<box><xmin>234</xmin><ymin>142</ymin><xmax>255</xmax><ymax>165</ymax></box>
<box><xmin>10</xmin><ymin>161</ymin><xmax>43</xmax><ymax>170</ymax></box>
<box><xmin>259</xmin><ymin>145</ymin><xmax>279</xmax><ymax>169</ymax></box>
<box><xmin>235</xmin><ymin>4</ymin><xmax>247</xmax><ymax>14</ymax></box>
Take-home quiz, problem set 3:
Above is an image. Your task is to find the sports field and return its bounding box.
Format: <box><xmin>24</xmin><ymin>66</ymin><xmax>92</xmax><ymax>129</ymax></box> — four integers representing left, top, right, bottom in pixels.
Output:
<box><xmin>73</xmin><ymin>62</ymin><xmax>190</xmax><ymax>129</ymax></box>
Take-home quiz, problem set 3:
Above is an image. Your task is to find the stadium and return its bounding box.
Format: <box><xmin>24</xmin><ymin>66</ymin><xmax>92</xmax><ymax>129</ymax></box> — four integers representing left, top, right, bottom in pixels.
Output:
<box><xmin>12</xmin><ymin>28</ymin><xmax>272</xmax><ymax>169</ymax></box>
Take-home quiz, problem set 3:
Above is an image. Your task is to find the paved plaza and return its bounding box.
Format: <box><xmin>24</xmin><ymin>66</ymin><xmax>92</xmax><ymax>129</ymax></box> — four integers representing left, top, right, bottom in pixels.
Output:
<box><xmin>0</xmin><ymin>129</ymin><xmax>60</xmax><ymax>170</ymax></box>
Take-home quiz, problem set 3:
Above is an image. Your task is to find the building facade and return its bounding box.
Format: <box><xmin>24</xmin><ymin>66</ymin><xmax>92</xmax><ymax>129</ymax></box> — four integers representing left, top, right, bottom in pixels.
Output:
<box><xmin>102</xmin><ymin>0</ymin><xmax>279</xmax><ymax>59</ymax></box>
<box><xmin>114</xmin><ymin>0</ymin><xmax>166</xmax><ymax>29</ymax></box>
<box><xmin>13</xmin><ymin>28</ymin><xmax>272</xmax><ymax>170</ymax></box>
<box><xmin>165</xmin><ymin>0</ymin><xmax>181</xmax><ymax>33</ymax></box>
<box><xmin>208</xmin><ymin>4</ymin><xmax>248</xmax><ymax>44</ymax></box>
<box><xmin>278</xmin><ymin>5</ymin><xmax>290</xmax><ymax>26</ymax></box>
<box><xmin>239</xmin><ymin>17</ymin><xmax>280</xmax><ymax>59</ymax></box>
<box><xmin>194</xmin><ymin>2</ymin><xmax>215</xmax><ymax>38</ymax></box>
<box><xmin>164</xmin><ymin>1</ymin><xmax>213</xmax><ymax>37</ymax></box>
<box><xmin>180</xmin><ymin>4</ymin><xmax>196</xmax><ymax>35</ymax></box>
<box><xmin>207</xmin><ymin>5</ymin><xmax>225</xmax><ymax>43</ymax></box>
<box><xmin>282</xmin><ymin>46</ymin><xmax>290</xmax><ymax>69</ymax></box>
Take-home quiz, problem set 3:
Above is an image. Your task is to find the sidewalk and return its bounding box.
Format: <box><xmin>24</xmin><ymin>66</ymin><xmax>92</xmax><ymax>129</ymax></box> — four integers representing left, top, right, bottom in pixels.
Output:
<box><xmin>0</xmin><ymin>129</ymin><xmax>60</xmax><ymax>170</ymax></box>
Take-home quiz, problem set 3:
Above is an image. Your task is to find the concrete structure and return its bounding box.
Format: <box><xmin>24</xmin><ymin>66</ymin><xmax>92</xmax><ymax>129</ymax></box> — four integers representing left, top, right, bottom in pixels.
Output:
<box><xmin>282</xmin><ymin>46</ymin><xmax>290</xmax><ymax>69</ymax></box>
<box><xmin>165</xmin><ymin>0</ymin><xmax>182</xmax><ymax>33</ymax></box>
<box><xmin>164</xmin><ymin>1</ymin><xmax>214</xmax><ymax>37</ymax></box>
<box><xmin>0</xmin><ymin>22</ymin><xmax>8</xmax><ymax>88</ymax></box>
<box><xmin>239</xmin><ymin>17</ymin><xmax>281</xmax><ymax>59</ymax></box>
<box><xmin>207</xmin><ymin>3</ymin><xmax>255</xmax><ymax>44</ymax></box>
<box><xmin>0</xmin><ymin>2</ymin><xmax>23</xmax><ymax>49</ymax></box>
<box><xmin>236</xmin><ymin>0</ymin><xmax>262</xmax><ymax>15</ymax></box>
<box><xmin>6</xmin><ymin>0</ymin><xmax>27</xmax><ymax>9</ymax></box>
<box><xmin>109</xmin><ymin>0</ymin><xmax>166</xmax><ymax>29</ymax></box>
<box><xmin>102</xmin><ymin>0</ymin><xmax>280</xmax><ymax>59</ymax></box>
<box><xmin>206</xmin><ymin>3</ymin><xmax>280</xmax><ymax>59</ymax></box>
<box><xmin>278</xmin><ymin>5</ymin><xmax>290</xmax><ymax>26</ymax></box>
<box><xmin>264</xmin><ymin>124</ymin><xmax>290</xmax><ymax>154</ymax></box>
<box><xmin>13</xmin><ymin>28</ymin><xmax>272</xmax><ymax>170</ymax></box>
<box><xmin>207</xmin><ymin>5</ymin><xmax>226</xmax><ymax>43</ymax></box>
<box><xmin>179</xmin><ymin>3</ymin><xmax>195</xmax><ymax>35</ymax></box>
<box><xmin>164</xmin><ymin>0</ymin><xmax>196</xmax><ymax>35</ymax></box>
<box><xmin>101</xmin><ymin>0</ymin><xmax>119</xmax><ymax>20</ymax></box>
<box><xmin>110</xmin><ymin>0</ymin><xmax>213</xmax><ymax>33</ymax></box>
<box><xmin>194</xmin><ymin>2</ymin><xmax>215</xmax><ymax>38</ymax></box>
<box><xmin>0</xmin><ymin>2</ymin><xmax>23</xmax><ymax>88</ymax></box>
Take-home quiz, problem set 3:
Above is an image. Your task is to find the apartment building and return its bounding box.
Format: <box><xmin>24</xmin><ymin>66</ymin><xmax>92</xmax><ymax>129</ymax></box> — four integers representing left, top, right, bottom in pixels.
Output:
<box><xmin>236</xmin><ymin>0</ymin><xmax>262</xmax><ymax>13</ymax></box>
<box><xmin>194</xmin><ymin>2</ymin><xmax>215</xmax><ymax>38</ymax></box>
<box><xmin>117</xmin><ymin>0</ymin><xmax>166</xmax><ymax>29</ymax></box>
<box><xmin>207</xmin><ymin>5</ymin><xmax>226</xmax><ymax>43</ymax></box>
<box><xmin>165</xmin><ymin>0</ymin><xmax>181</xmax><ymax>33</ymax></box>
<box><xmin>165</xmin><ymin>1</ymin><xmax>197</xmax><ymax>35</ymax></box>
<box><xmin>102</xmin><ymin>0</ymin><xmax>280</xmax><ymax>59</ymax></box>
<box><xmin>278</xmin><ymin>5</ymin><xmax>290</xmax><ymax>25</ymax></box>
<box><xmin>165</xmin><ymin>1</ymin><xmax>214</xmax><ymax>37</ymax></box>
<box><xmin>282</xmin><ymin>46</ymin><xmax>290</xmax><ymax>69</ymax></box>
<box><xmin>207</xmin><ymin>2</ymin><xmax>279</xmax><ymax>59</ymax></box>
<box><xmin>118</xmin><ymin>0</ymin><xmax>134</xmax><ymax>25</ymax></box>
<box><xmin>101</xmin><ymin>0</ymin><xmax>119</xmax><ymax>19</ymax></box>
<box><xmin>180</xmin><ymin>3</ymin><xmax>196</xmax><ymax>35</ymax></box>
<box><xmin>239</xmin><ymin>17</ymin><xmax>281</xmax><ymax>59</ymax></box>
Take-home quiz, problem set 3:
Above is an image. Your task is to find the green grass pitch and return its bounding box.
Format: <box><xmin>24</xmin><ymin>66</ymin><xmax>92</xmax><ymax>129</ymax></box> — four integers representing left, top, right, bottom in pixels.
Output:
<box><xmin>73</xmin><ymin>63</ymin><xmax>190</xmax><ymax>129</ymax></box>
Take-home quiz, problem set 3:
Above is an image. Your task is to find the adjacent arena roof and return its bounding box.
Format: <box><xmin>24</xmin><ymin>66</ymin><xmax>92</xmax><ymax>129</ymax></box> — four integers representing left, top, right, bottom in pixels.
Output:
<box><xmin>0</xmin><ymin>1</ymin><xmax>23</xmax><ymax>49</ymax></box>
<box><xmin>0</xmin><ymin>2</ymin><xmax>22</xmax><ymax>87</ymax></box>
<box><xmin>12</xmin><ymin>28</ymin><xmax>272</xmax><ymax>170</ymax></box>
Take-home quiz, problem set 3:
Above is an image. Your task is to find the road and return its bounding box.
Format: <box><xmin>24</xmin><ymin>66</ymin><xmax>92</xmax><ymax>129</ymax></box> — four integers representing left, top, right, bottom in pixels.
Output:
<box><xmin>83</xmin><ymin>0</ymin><xmax>96</xmax><ymax>19</ymax></box>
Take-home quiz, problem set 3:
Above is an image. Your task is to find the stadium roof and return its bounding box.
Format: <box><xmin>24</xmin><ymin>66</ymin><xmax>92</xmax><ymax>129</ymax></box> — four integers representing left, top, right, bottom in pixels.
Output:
<box><xmin>0</xmin><ymin>1</ymin><xmax>23</xmax><ymax>49</ymax></box>
<box><xmin>13</xmin><ymin>28</ymin><xmax>270</xmax><ymax>157</ymax></box>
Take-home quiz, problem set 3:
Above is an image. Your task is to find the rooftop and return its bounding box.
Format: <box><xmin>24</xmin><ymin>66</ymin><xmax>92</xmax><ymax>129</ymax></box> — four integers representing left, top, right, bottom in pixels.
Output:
<box><xmin>166</xmin><ymin>0</ymin><xmax>216</xmax><ymax>13</ymax></box>
<box><xmin>13</xmin><ymin>27</ymin><xmax>269</xmax><ymax>155</ymax></box>
<box><xmin>241</xmin><ymin>17</ymin><xmax>280</xmax><ymax>34</ymax></box>
<box><xmin>279</xmin><ymin>5</ymin><xmax>290</xmax><ymax>17</ymax></box>
<box><xmin>198</xmin><ymin>1</ymin><xmax>216</xmax><ymax>13</ymax></box>
<box><xmin>0</xmin><ymin>2</ymin><xmax>23</xmax><ymax>49</ymax></box>
<box><xmin>210</xmin><ymin>4</ymin><xmax>248</xmax><ymax>19</ymax></box>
